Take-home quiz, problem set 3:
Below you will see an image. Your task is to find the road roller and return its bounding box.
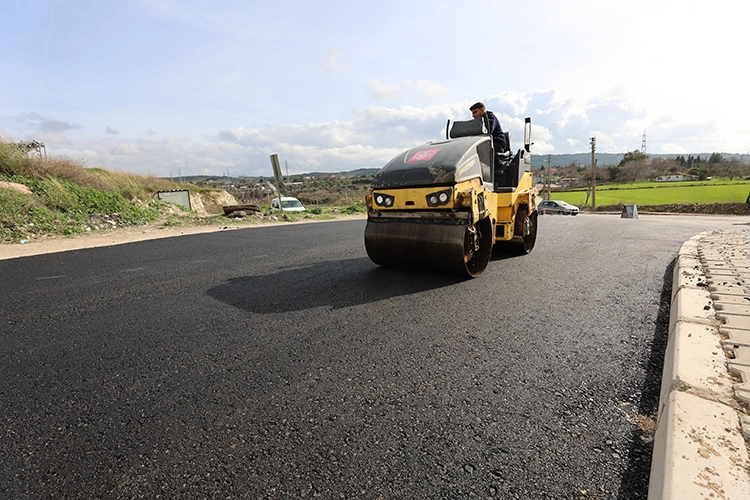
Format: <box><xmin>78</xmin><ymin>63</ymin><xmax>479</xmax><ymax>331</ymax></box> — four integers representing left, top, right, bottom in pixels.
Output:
<box><xmin>364</xmin><ymin>116</ymin><xmax>538</xmax><ymax>278</ymax></box>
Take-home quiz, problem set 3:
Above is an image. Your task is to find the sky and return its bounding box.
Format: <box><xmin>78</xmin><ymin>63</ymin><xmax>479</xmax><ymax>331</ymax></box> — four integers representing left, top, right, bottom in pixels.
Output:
<box><xmin>1</xmin><ymin>0</ymin><xmax>748</xmax><ymax>178</ymax></box>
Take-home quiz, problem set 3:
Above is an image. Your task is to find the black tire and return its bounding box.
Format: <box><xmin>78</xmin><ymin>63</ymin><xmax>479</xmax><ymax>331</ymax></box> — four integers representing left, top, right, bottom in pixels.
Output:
<box><xmin>463</xmin><ymin>216</ymin><xmax>494</xmax><ymax>277</ymax></box>
<box><xmin>512</xmin><ymin>205</ymin><xmax>537</xmax><ymax>255</ymax></box>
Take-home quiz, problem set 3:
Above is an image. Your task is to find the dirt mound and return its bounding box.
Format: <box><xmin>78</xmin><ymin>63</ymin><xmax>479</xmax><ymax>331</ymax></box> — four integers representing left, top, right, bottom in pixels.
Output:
<box><xmin>0</xmin><ymin>181</ymin><xmax>33</xmax><ymax>194</ymax></box>
<box><xmin>193</xmin><ymin>190</ymin><xmax>237</xmax><ymax>214</ymax></box>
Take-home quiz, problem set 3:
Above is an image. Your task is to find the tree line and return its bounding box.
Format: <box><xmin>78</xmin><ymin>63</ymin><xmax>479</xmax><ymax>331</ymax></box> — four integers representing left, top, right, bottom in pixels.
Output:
<box><xmin>543</xmin><ymin>152</ymin><xmax>750</xmax><ymax>184</ymax></box>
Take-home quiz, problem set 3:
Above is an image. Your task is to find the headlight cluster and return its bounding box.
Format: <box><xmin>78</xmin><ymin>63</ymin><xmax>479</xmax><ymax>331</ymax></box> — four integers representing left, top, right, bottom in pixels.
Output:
<box><xmin>373</xmin><ymin>193</ymin><xmax>395</xmax><ymax>207</ymax></box>
<box><xmin>426</xmin><ymin>189</ymin><xmax>451</xmax><ymax>207</ymax></box>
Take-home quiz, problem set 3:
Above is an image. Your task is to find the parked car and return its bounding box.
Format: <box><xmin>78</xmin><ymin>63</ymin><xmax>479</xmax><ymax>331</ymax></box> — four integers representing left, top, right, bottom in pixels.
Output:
<box><xmin>271</xmin><ymin>196</ymin><xmax>306</xmax><ymax>212</ymax></box>
<box><xmin>538</xmin><ymin>200</ymin><xmax>579</xmax><ymax>215</ymax></box>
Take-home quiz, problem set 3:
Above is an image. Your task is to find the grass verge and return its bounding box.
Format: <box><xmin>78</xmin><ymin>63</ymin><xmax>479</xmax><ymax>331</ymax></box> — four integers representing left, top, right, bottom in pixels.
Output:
<box><xmin>546</xmin><ymin>178</ymin><xmax>750</xmax><ymax>213</ymax></box>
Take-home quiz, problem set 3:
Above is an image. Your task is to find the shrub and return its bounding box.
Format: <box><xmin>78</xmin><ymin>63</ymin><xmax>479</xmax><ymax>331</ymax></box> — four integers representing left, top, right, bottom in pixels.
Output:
<box><xmin>341</xmin><ymin>203</ymin><xmax>366</xmax><ymax>214</ymax></box>
<box><xmin>0</xmin><ymin>140</ymin><xmax>29</xmax><ymax>176</ymax></box>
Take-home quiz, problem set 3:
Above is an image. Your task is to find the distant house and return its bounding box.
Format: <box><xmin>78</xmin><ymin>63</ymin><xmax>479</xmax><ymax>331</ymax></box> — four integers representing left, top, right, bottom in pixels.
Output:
<box><xmin>656</xmin><ymin>172</ymin><xmax>698</xmax><ymax>182</ymax></box>
<box><xmin>534</xmin><ymin>167</ymin><xmax>558</xmax><ymax>185</ymax></box>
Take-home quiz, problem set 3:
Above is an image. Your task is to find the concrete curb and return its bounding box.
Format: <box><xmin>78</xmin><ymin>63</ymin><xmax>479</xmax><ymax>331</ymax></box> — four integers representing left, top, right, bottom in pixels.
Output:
<box><xmin>648</xmin><ymin>229</ymin><xmax>750</xmax><ymax>499</ymax></box>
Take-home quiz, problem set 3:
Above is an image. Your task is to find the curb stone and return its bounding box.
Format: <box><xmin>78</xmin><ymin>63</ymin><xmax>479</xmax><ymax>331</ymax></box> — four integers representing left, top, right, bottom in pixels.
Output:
<box><xmin>648</xmin><ymin>229</ymin><xmax>750</xmax><ymax>499</ymax></box>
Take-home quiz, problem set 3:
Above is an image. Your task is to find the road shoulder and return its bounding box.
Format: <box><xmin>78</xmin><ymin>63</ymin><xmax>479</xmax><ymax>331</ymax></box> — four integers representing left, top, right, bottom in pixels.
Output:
<box><xmin>648</xmin><ymin>229</ymin><xmax>750</xmax><ymax>499</ymax></box>
<box><xmin>0</xmin><ymin>215</ymin><xmax>367</xmax><ymax>261</ymax></box>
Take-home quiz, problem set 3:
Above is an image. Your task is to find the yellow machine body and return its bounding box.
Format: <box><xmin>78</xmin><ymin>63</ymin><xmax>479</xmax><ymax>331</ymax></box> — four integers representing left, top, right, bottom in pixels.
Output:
<box><xmin>364</xmin><ymin>117</ymin><xmax>538</xmax><ymax>278</ymax></box>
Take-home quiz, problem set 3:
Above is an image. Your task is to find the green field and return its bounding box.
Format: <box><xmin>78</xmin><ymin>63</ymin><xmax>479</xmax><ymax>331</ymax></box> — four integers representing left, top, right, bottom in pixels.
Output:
<box><xmin>548</xmin><ymin>179</ymin><xmax>750</xmax><ymax>207</ymax></box>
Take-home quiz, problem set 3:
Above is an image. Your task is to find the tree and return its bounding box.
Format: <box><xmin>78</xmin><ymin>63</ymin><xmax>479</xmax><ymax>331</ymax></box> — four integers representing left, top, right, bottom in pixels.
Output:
<box><xmin>714</xmin><ymin>159</ymin><xmax>749</xmax><ymax>180</ymax></box>
<box><xmin>651</xmin><ymin>158</ymin><xmax>681</xmax><ymax>178</ymax></box>
<box><xmin>618</xmin><ymin>150</ymin><xmax>650</xmax><ymax>183</ymax></box>
<box><xmin>617</xmin><ymin>150</ymin><xmax>649</xmax><ymax>168</ymax></box>
<box><xmin>606</xmin><ymin>165</ymin><xmax>621</xmax><ymax>182</ymax></box>
<box><xmin>687</xmin><ymin>167</ymin><xmax>708</xmax><ymax>181</ymax></box>
<box><xmin>708</xmin><ymin>152</ymin><xmax>724</xmax><ymax>164</ymax></box>
<box><xmin>556</xmin><ymin>161</ymin><xmax>581</xmax><ymax>180</ymax></box>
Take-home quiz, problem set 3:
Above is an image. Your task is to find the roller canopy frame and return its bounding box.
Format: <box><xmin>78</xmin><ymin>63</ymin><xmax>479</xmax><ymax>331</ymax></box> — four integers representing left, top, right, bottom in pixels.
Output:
<box><xmin>372</xmin><ymin>136</ymin><xmax>492</xmax><ymax>189</ymax></box>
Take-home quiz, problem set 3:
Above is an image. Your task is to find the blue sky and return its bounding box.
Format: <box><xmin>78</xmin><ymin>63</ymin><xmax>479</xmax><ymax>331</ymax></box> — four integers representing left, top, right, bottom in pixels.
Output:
<box><xmin>1</xmin><ymin>0</ymin><xmax>748</xmax><ymax>177</ymax></box>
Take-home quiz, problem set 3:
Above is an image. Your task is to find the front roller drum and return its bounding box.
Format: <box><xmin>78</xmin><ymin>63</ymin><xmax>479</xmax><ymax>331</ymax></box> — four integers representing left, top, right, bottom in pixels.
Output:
<box><xmin>364</xmin><ymin>217</ymin><xmax>494</xmax><ymax>278</ymax></box>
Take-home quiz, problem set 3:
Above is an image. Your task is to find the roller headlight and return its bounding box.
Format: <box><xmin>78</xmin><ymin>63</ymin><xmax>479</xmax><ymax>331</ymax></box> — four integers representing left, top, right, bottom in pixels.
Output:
<box><xmin>373</xmin><ymin>193</ymin><xmax>395</xmax><ymax>207</ymax></box>
<box><xmin>426</xmin><ymin>189</ymin><xmax>452</xmax><ymax>207</ymax></box>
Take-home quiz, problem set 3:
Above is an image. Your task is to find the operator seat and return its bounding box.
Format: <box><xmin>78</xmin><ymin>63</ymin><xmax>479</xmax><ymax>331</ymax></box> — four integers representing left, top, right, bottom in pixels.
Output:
<box><xmin>494</xmin><ymin>132</ymin><xmax>521</xmax><ymax>191</ymax></box>
<box><xmin>448</xmin><ymin>118</ymin><xmax>518</xmax><ymax>190</ymax></box>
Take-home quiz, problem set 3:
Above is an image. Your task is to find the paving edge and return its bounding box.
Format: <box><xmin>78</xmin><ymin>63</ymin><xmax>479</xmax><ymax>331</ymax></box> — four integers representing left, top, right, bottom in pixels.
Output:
<box><xmin>648</xmin><ymin>229</ymin><xmax>750</xmax><ymax>500</ymax></box>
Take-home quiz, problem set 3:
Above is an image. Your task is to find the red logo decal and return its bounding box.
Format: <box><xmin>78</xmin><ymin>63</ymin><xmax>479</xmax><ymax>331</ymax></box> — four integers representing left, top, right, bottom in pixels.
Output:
<box><xmin>406</xmin><ymin>148</ymin><xmax>440</xmax><ymax>163</ymax></box>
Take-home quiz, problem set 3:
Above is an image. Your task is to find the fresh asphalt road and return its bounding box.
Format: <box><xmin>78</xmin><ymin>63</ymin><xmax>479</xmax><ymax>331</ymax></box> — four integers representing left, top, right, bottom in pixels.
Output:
<box><xmin>1</xmin><ymin>214</ymin><xmax>746</xmax><ymax>499</ymax></box>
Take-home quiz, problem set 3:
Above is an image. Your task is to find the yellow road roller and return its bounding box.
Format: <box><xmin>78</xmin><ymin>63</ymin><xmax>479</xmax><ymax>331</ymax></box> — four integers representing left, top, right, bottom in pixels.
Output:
<box><xmin>364</xmin><ymin>116</ymin><xmax>538</xmax><ymax>278</ymax></box>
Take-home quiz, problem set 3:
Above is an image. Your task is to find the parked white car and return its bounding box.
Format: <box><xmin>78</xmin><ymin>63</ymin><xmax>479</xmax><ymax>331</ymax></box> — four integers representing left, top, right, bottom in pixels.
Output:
<box><xmin>271</xmin><ymin>196</ymin><xmax>306</xmax><ymax>212</ymax></box>
<box><xmin>538</xmin><ymin>200</ymin><xmax>579</xmax><ymax>215</ymax></box>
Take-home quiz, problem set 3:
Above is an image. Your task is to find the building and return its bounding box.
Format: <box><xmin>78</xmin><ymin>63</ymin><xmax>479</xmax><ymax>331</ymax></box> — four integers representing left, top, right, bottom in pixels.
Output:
<box><xmin>655</xmin><ymin>172</ymin><xmax>698</xmax><ymax>182</ymax></box>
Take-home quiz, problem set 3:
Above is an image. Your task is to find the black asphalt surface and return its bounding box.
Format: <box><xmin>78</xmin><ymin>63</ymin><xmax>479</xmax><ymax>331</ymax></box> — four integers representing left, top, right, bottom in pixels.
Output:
<box><xmin>1</xmin><ymin>215</ymin><xmax>745</xmax><ymax>499</ymax></box>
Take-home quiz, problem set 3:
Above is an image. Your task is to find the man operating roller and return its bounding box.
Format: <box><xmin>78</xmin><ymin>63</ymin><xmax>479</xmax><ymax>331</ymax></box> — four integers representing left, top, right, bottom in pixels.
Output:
<box><xmin>470</xmin><ymin>102</ymin><xmax>507</xmax><ymax>153</ymax></box>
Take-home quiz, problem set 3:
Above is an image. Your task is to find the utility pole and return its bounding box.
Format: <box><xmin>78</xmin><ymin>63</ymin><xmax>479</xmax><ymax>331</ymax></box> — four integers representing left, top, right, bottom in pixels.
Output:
<box><xmin>590</xmin><ymin>137</ymin><xmax>596</xmax><ymax>208</ymax></box>
<box><xmin>548</xmin><ymin>154</ymin><xmax>552</xmax><ymax>200</ymax></box>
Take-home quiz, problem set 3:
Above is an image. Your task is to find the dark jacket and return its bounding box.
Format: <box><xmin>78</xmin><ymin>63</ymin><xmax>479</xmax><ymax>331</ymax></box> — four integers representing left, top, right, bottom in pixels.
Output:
<box><xmin>485</xmin><ymin>110</ymin><xmax>507</xmax><ymax>152</ymax></box>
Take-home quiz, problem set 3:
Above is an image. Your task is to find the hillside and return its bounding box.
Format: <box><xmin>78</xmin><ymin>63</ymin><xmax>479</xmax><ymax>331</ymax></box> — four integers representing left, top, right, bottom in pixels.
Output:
<box><xmin>0</xmin><ymin>139</ymin><xmax>372</xmax><ymax>244</ymax></box>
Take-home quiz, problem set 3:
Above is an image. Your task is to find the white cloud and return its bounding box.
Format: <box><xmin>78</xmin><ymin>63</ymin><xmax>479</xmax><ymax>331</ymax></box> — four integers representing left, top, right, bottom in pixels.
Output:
<box><xmin>404</xmin><ymin>80</ymin><xmax>449</xmax><ymax>100</ymax></box>
<box><xmin>661</xmin><ymin>143</ymin><xmax>687</xmax><ymax>154</ymax></box>
<box><xmin>4</xmin><ymin>89</ymin><xmax>745</xmax><ymax>178</ymax></box>
<box><xmin>366</xmin><ymin>80</ymin><xmax>402</xmax><ymax>101</ymax></box>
